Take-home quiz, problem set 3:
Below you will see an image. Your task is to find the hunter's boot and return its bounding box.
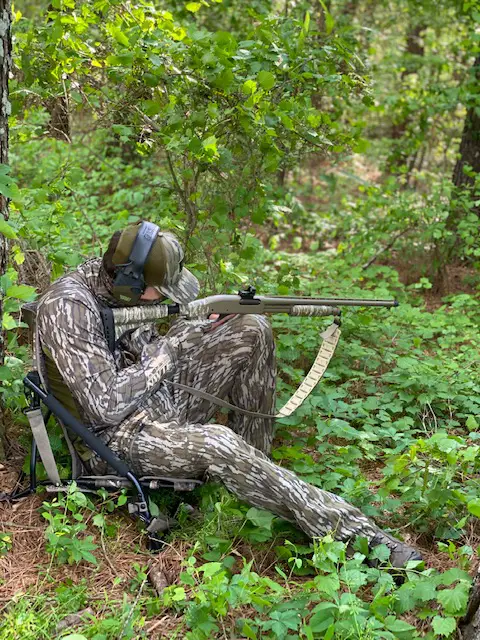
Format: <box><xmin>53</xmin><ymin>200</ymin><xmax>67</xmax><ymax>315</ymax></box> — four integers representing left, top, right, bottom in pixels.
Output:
<box><xmin>369</xmin><ymin>529</ymin><xmax>422</xmax><ymax>568</ymax></box>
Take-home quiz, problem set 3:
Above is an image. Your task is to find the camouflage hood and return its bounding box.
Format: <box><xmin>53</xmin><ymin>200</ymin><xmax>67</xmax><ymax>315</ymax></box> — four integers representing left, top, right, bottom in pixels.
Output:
<box><xmin>68</xmin><ymin>258</ymin><xmax>160</xmax><ymax>308</ymax></box>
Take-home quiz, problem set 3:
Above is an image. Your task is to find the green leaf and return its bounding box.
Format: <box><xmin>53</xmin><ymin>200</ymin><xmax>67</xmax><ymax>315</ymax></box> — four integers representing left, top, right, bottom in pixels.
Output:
<box><xmin>215</xmin><ymin>69</ymin><xmax>234</xmax><ymax>90</ymax></box>
<box><xmin>241</xmin><ymin>622</ymin><xmax>257</xmax><ymax>640</ymax></box>
<box><xmin>6</xmin><ymin>284</ymin><xmax>37</xmax><ymax>301</ymax></box>
<box><xmin>110</xmin><ymin>27</ymin><xmax>129</xmax><ymax>47</ymax></box>
<box><xmin>93</xmin><ymin>514</ymin><xmax>105</xmax><ymax>528</ymax></box>
<box><xmin>172</xmin><ymin>587</ymin><xmax>186</xmax><ymax>601</ymax></box>
<box><xmin>370</xmin><ymin>543</ymin><xmax>391</xmax><ymax>563</ymax></box>
<box><xmin>242</xmin><ymin>79</ymin><xmax>257</xmax><ymax>95</ymax></box>
<box><xmin>432</xmin><ymin>616</ymin><xmax>457</xmax><ymax>637</ymax></box>
<box><xmin>202</xmin><ymin>135</ymin><xmax>218</xmax><ymax>157</ymax></box>
<box><xmin>0</xmin><ymin>365</ymin><xmax>13</xmax><ymax>381</ymax></box>
<box><xmin>303</xmin><ymin>11</ymin><xmax>311</xmax><ymax>34</ymax></box>
<box><xmin>279</xmin><ymin>113</ymin><xmax>294</xmax><ymax>130</ymax></box>
<box><xmin>325</xmin><ymin>12</ymin><xmax>334</xmax><ymax>34</ymax></box>
<box><xmin>384</xmin><ymin>617</ymin><xmax>416</xmax><ymax>633</ymax></box>
<box><xmin>246</xmin><ymin>507</ymin><xmax>275</xmax><ymax>531</ymax></box>
<box><xmin>434</xmin><ymin>568</ymin><xmax>471</xmax><ymax>586</ymax></box>
<box><xmin>353</xmin><ymin>138</ymin><xmax>370</xmax><ymax>153</ymax></box>
<box><xmin>148</xmin><ymin>497</ymin><xmax>160</xmax><ymax>517</ymax></box>
<box><xmin>412</xmin><ymin>579</ymin><xmax>437</xmax><ymax>602</ymax></box>
<box><xmin>0</xmin><ymin>173</ymin><xmax>20</xmax><ymax>200</ymax></box>
<box><xmin>309</xmin><ymin>610</ymin><xmax>335</xmax><ymax>634</ymax></box>
<box><xmin>198</xmin><ymin>562</ymin><xmax>223</xmax><ymax>577</ymax></box>
<box><xmin>106</xmin><ymin>53</ymin><xmax>134</xmax><ymax>67</ymax></box>
<box><xmin>436</xmin><ymin>583</ymin><xmax>469</xmax><ymax>615</ymax></box>
<box><xmin>186</xmin><ymin>2</ymin><xmax>201</xmax><ymax>11</ymax></box>
<box><xmin>2</xmin><ymin>313</ymin><xmax>17</xmax><ymax>330</ymax></box>
<box><xmin>466</xmin><ymin>415</ymin><xmax>479</xmax><ymax>430</ymax></box>
<box><xmin>318</xmin><ymin>1</ymin><xmax>334</xmax><ymax>34</ymax></box>
<box><xmin>467</xmin><ymin>499</ymin><xmax>480</xmax><ymax>517</ymax></box>
<box><xmin>257</xmin><ymin>70</ymin><xmax>275</xmax><ymax>90</ymax></box>
<box><xmin>0</xmin><ymin>218</ymin><xmax>17</xmax><ymax>239</ymax></box>
<box><xmin>323</xmin><ymin>625</ymin><xmax>335</xmax><ymax>640</ymax></box>
<box><xmin>314</xmin><ymin>572</ymin><xmax>340</xmax><ymax>596</ymax></box>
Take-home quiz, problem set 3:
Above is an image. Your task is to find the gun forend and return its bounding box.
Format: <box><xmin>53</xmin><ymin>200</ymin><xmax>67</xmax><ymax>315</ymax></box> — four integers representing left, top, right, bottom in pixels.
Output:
<box><xmin>290</xmin><ymin>305</ymin><xmax>341</xmax><ymax>317</ymax></box>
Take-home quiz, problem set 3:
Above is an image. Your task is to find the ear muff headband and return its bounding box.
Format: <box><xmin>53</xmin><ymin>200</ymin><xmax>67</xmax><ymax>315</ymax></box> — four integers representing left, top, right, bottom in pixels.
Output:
<box><xmin>112</xmin><ymin>221</ymin><xmax>160</xmax><ymax>304</ymax></box>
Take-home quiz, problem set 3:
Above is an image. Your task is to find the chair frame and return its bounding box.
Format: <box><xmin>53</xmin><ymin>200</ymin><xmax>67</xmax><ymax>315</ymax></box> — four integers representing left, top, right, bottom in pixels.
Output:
<box><xmin>14</xmin><ymin>370</ymin><xmax>202</xmax><ymax>548</ymax></box>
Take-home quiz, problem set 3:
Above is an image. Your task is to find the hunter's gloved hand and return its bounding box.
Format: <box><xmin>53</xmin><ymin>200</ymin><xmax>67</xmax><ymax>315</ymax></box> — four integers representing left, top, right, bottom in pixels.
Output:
<box><xmin>139</xmin><ymin>336</ymin><xmax>180</xmax><ymax>386</ymax></box>
<box><xmin>117</xmin><ymin>324</ymin><xmax>161</xmax><ymax>362</ymax></box>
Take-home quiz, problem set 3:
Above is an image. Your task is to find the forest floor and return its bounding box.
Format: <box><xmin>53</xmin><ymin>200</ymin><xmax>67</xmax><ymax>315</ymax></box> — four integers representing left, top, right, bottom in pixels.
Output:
<box><xmin>1</xmin><ymin>150</ymin><xmax>479</xmax><ymax>638</ymax></box>
<box><xmin>1</xmin><ymin>265</ymin><xmax>479</xmax><ymax>639</ymax></box>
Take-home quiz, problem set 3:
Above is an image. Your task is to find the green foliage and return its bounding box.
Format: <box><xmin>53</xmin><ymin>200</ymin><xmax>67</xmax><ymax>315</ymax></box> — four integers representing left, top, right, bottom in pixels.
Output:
<box><xmin>0</xmin><ymin>584</ymin><xmax>148</xmax><ymax>640</ymax></box>
<box><xmin>0</xmin><ymin>262</ymin><xmax>35</xmax><ymax>408</ymax></box>
<box><xmin>1</xmin><ymin>1</ymin><xmax>479</xmax><ymax>638</ymax></box>
<box><xmin>12</xmin><ymin>0</ymin><xmax>369</xmax><ymax>288</ymax></box>
<box><xmin>41</xmin><ymin>482</ymin><xmax>99</xmax><ymax>565</ymax></box>
<box><xmin>0</xmin><ymin>532</ymin><xmax>13</xmax><ymax>555</ymax></box>
<box><xmin>159</xmin><ymin>533</ymin><xmax>472</xmax><ymax>639</ymax></box>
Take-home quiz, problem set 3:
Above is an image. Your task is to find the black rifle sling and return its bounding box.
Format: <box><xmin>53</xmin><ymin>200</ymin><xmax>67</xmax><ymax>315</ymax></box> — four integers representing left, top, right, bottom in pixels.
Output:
<box><xmin>100</xmin><ymin>306</ymin><xmax>116</xmax><ymax>354</ymax></box>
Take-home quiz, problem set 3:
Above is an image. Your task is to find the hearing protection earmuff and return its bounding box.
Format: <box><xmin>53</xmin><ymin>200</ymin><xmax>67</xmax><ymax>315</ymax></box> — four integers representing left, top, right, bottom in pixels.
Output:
<box><xmin>112</xmin><ymin>221</ymin><xmax>160</xmax><ymax>304</ymax></box>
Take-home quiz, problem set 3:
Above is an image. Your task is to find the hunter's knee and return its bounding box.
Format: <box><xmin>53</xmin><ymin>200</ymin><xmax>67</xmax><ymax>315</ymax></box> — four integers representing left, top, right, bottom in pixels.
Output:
<box><xmin>233</xmin><ymin>314</ymin><xmax>274</xmax><ymax>350</ymax></box>
<box><xmin>202</xmin><ymin>423</ymin><xmax>251</xmax><ymax>462</ymax></box>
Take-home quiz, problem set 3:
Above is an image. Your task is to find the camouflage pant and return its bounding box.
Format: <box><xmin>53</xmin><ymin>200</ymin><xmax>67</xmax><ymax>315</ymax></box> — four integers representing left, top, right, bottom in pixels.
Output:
<box><xmin>109</xmin><ymin>314</ymin><xmax>379</xmax><ymax>542</ymax></box>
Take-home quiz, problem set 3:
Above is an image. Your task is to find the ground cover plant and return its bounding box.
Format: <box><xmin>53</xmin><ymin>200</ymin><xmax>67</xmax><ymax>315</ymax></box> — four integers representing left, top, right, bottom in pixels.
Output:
<box><xmin>0</xmin><ymin>0</ymin><xmax>479</xmax><ymax>638</ymax></box>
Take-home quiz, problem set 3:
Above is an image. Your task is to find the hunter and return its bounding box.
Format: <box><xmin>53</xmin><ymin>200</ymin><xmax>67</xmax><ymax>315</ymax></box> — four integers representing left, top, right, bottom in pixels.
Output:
<box><xmin>36</xmin><ymin>221</ymin><xmax>422</xmax><ymax>567</ymax></box>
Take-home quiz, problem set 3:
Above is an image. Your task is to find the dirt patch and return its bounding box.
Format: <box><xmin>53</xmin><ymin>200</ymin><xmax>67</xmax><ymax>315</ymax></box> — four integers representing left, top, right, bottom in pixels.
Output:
<box><xmin>383</xmin><ymin>253</ymin><xmax>479</xmax><ymax>307</ymax></box>
<box><xmin>0</xmin><ymin>493</ymin><xmax>148</xmax><ymax>601</ymax></box>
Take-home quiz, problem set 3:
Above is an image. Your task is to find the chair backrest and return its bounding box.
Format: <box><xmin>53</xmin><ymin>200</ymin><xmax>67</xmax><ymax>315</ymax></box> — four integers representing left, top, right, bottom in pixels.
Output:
<box><xmin>21</xmin><ymin>302</ymin><xmax>89</xmax><ymax>477</ymax></box>
<box><xmin>22</xmin><ymin>302</ymin><xmax>83</xmax><ymax>418</ymax></box>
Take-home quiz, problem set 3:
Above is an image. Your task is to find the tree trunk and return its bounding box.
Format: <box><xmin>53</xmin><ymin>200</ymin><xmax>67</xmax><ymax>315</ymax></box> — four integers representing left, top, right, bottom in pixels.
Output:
<box><xmin>315</xmin><ymin>0</ymin><xmax>331</xmax><ymax>33</ymax></box>
<box><xmin>433</xmin><ymin>54</ymin><xmax>480</xmax><ymax>292</ymax></box>
<box><xmin>46</xmin><ymin>4</ymin><xmax>70</xmax><ymax>142</ymax></box>
<box><xmin>0</xmin><ymin>0</ymin><xmax>12</xmax><ymax>459</ymax></box>
<box><xmin>459</xmin><ymin>568</ymin><xmax>480</xmax><ymax>640</ymax></box>
<box><xmin>452</xmin><ymin>54</ymin><xmax>480</xmax><ymax>192</ymax></box>
<box><xmin>388</xmin><ymin>23</ymin><xmax>426</xmax><ymax>177</ymax></box>
<box><xmin>47</xmin><ymin>94</ymin><xmax>70</xmax><ymax>142</ymax></box>
<box><xmin>340</xmin><ymin>0</ymin><xmax>359</xmax><ymax>21</ymax></box>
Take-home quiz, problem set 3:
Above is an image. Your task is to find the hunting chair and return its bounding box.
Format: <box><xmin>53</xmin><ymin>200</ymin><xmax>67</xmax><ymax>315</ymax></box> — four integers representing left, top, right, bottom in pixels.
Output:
<box><xmin>9</xmin><ymin>301</ymin><xmax>202</xmax><ymax>548</ymax></box>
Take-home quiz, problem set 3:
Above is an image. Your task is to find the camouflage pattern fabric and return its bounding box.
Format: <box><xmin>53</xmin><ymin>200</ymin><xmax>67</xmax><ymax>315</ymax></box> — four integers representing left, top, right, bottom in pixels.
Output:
<box><xmin>37</xmin><ymin>258</ymin><xmax>380</xmax><ymax>542</ymax></box>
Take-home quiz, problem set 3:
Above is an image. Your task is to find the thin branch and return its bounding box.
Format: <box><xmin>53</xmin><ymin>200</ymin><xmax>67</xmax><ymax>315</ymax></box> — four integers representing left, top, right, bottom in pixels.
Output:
<box><xmin>134</xmin><ymin>105</ymin><xmax>198</xmax><ymax>242</ymax></box>
<box><xmin>361</xmin><ymin>228</ymin><xmax>412</xmax><ymax>270</ymax></box>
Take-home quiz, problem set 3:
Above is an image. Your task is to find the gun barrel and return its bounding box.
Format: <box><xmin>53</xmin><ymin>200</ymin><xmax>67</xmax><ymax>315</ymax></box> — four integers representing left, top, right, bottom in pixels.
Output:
<box><xmin>261</xmin><ymin>296</ymin><xmax>398</xmax><ymax>309</ymax></box>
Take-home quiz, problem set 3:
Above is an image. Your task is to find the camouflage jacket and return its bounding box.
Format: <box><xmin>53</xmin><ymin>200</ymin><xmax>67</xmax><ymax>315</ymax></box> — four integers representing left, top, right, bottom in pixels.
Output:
<box><xmin>36</xmin><ymin>259</ymin><xmax>181</xmax><ymax>443</ymax></box>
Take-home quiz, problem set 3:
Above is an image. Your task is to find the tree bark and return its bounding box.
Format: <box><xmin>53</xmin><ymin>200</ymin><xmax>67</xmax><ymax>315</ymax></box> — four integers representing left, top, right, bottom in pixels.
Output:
<box><xmin>452</xmin><ymin>54</ymin><xmax>480</xmax><ymax>192</ymax></box>
<box><xmin>459</xmin><ymin>568</ymin><xmax>480</xmax><ymax>640</ymax></box>
<box><xmin>0</xmin><ymin>0</ymin><xmax>11</xmax><ymax>459</ymax></box>
<box><xmin>433</xmin><ymin>54</ymin><xmax>480</xmax><ymax>292</ymax></box>
<box><xmin>47</xmin><ymin>94</ymin><xmax>70</xmax><ymax>142</ymax></box>
<box><xmin>388</xmin><ymin>23</ymin><xmax>426</xmax><ymax>177</ymax></box>
<box><xmin>46</xmin><ymin>4</ymin><xmax>70</xmax><ymax>142</ymax></box>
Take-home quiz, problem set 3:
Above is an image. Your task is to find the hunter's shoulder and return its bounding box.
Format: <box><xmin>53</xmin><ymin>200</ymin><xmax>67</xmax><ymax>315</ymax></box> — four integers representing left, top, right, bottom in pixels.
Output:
<box><xmin>38</xmin><ymin>260</ymin><xmax>101</xmax><ymax>319</ymax></box>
